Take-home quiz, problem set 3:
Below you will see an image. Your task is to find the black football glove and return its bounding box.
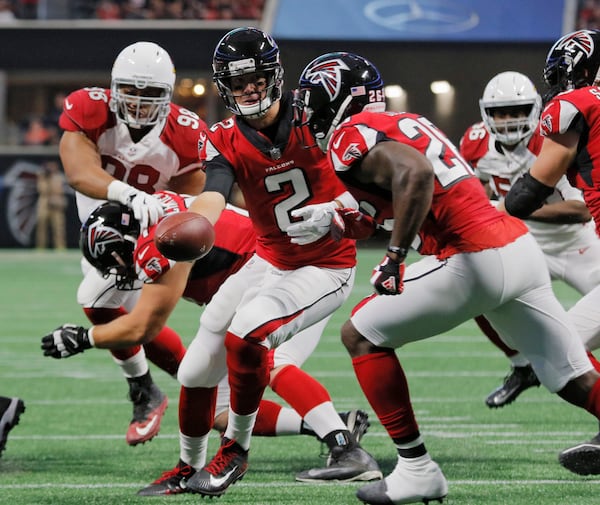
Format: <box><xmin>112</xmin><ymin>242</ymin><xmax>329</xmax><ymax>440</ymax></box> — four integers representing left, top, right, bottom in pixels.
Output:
<box><xmin>41</xmin><ymin>324</ymin><xmax>92</xmax><ymax>359</ymax></box>
<box><xmin>331</xmin><ymin>208</ymin><xmax>378</xmax><ymax>241</ymax></box>
<box><xmin>370</xmin><ymin>256</ymin><xmax>406</xmax><ymax>295</ymax></box>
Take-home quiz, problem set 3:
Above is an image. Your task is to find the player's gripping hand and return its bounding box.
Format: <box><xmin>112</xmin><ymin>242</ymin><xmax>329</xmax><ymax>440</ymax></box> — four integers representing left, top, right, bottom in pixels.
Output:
<box><xmin>41</xmin><ymin>324</ymin><xmax>93</xmax><ymax>359</ymax></box>
<box><xmin>370</xmin><ymin>256</ymin><xmax>406</xmax><ymax>295</ymax></box>
<box><xmin>331</xmin><ymin>208</ymin><xmax>377</xmax><ymax>241</ymax></box>
<box><xmin>107</xmin><ymin>180</ymin><xmax>165</xmax><ymax>230</ymax></box>
<box><xmin>286</xmin><ymin>201</ymin><xmax>338</xmax><ymax>245</ymax></box>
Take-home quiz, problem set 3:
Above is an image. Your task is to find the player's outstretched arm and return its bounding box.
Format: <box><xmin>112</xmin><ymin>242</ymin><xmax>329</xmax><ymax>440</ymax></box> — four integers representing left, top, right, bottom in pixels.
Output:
<box><xmin>41</xmin><ymin>263</ymin><xmax>191</xmax><ymax>355</ymax></box>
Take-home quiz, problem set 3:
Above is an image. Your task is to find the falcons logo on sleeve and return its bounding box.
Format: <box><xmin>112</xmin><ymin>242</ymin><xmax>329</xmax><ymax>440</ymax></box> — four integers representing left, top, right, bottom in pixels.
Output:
<box><xmin>303</xmin><ymin>58</ymin><xmax>350</xmax><ymax>100</ymax></box>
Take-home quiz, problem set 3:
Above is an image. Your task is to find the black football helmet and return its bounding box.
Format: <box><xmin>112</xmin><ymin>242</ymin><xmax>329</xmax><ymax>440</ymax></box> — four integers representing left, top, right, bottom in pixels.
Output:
<box><xmin>212</xmin><ymin>27</ymin><xmax>284</xmax><ymax>118</ymax></box>
<box><xmin>543</xmin><ymin>29</ymin><xmax>600</xmax><ymax>101</ymax></box>
<box><xmin>294</xmin><ymin>52</ymin><xmax>386</xmax><ymax>151</ymax></box>
<box><xmin>80</xmin><ymin>201</ymin><xmax>140</xmax><ymax>289</ymax></box>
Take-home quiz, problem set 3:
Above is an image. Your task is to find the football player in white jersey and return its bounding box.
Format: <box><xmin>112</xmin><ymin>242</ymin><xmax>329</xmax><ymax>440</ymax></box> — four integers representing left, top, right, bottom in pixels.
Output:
<box><xmin>460</xmin><ymin>71</ymin><xmax>600</xmax><ymax>408</ymax></box>
<box><xmin>58</xmin><ymin>41</ymin><xmax>207</xmax><ymax>446</ymax></box>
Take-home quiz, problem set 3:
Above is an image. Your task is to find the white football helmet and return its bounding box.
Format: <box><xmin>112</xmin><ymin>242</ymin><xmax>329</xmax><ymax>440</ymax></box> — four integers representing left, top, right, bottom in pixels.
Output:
<box><xmin>109</xmin><ymin>41</ymin><xmax>175</xmax><ymax>128</ymax></box>
<box><xmin>479</xmin><ymin>71</ymin><xmax>542</xmax><ymax>146</ymax></box>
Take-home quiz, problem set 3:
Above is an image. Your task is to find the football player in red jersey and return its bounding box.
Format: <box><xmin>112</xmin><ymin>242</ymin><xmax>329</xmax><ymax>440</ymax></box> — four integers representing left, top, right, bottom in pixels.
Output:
<box><xmin>295</xmin><ymin>51</ymin><xmax>600</xmax><ymax>504</ymax></box>
<box><xmin>163</xmin><ymin>28</ymin><xmax>381</xmax><ymax>497</ymax></box>
<box><xmin>58</xmin><ymin>42</ymin><xmax>207</xmax><ymax>446</ymax></box>
<box><xmin>42</xmin><ymin>191</ymin><xmax>373</xmax><ymax>495</ymax></box>
<box><xmin>460</xmin><ymin>71</ymin><xmax>600</xmax><ymax>409</ymax></box>
<box><xmin>506</xmin><ymin>29</ymin><xmax>600</xmax><ymax>476</ymax></box>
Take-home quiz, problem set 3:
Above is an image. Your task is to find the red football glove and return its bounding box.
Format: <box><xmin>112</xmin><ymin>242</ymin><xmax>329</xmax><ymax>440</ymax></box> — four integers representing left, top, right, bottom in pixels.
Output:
<box><xmin>370</xmin><ymin>255</ymin><xmax>406</xmax><ymax>295</ymax></box>
<box><xmin>331</xmin><ymin>208</ymin><xmax>378</xmax><ymax>241</ymax></box>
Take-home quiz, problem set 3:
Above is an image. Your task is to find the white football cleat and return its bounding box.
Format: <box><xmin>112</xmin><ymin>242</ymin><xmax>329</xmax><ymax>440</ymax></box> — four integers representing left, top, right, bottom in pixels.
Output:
<box><xmin>356</xmin><ymin>455</ymin><xmax>448</xmax><ymax>504</ymax></box>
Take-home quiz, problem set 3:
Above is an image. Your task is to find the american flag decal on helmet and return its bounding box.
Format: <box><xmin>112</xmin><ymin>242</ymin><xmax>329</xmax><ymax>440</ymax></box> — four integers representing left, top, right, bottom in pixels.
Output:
<box><xmin>304</xmin><ymin>58</ymin><xmax>350</xmax><ymax>100</ymax></box>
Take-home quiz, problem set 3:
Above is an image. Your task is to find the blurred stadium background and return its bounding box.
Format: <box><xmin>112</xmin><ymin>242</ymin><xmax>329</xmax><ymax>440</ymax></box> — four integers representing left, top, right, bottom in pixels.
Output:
<box><xmin>0</xmin><ymin>0</ymin><xmax>593</xmax><ymax>248</ymax></box>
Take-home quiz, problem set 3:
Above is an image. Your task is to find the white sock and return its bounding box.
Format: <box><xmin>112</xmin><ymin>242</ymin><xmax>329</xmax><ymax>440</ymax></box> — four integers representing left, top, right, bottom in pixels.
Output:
<box><xmin>224</xmin><ymin>407</ymin><xmax>257</xmax><ymax>451</ymax></box>
<box><xmin>112</xmin><ymin>348</ymin><xmax>148</xmax><ymax>378</ymax></box>
<box><xmin>179</xmin><ymin>432</ymin><xmax>209</xmax><ymax>470</ymax></box>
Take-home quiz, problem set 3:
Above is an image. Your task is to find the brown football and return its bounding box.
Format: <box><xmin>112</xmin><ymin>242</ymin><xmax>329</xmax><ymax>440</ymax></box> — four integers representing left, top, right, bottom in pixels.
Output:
<box><xmin>154</xmin><ymin>212</ymin><xmax>215</xmax><ymax>262</ymax></box>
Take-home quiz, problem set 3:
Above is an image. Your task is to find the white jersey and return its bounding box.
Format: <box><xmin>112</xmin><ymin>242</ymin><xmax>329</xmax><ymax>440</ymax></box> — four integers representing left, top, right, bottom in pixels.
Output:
<box><xmin>59</xmin><ymin>87</ymin><xmax>205</xmax><ymax>223</ymax></box>
<box><xmin>460</xmin><ymin>121</ymin><xmax>597</xmax><ymax>255</ymax></box>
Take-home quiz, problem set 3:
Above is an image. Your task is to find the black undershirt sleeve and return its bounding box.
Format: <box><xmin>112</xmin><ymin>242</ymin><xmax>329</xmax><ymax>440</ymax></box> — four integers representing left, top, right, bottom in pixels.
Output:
<box><xmin>203</xmin><ymin>157</ymin><xmax>236</xmax><ymax>201</ymax></box>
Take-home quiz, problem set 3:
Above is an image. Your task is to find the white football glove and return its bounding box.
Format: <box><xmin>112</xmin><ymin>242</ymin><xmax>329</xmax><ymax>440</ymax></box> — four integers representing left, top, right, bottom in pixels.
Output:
<box><xmin>286</xmin><ymin>201</ymin><xmax>338</xmax><ymax>245</ymax></box>
<box><xmin>107</xmin><ymin>180</ymin><xmax>165</xmax><ymax>230</ymax></box>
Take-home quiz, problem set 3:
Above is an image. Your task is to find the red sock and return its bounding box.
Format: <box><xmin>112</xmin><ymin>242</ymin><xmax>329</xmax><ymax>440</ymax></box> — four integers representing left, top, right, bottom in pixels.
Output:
<box><xmin>587</xmin><ymin>351</ymin><xmax>600</xmax><ymax>373</ymax></box>
<box><xmin>352</xmin><ymin>350</ymin><xmax>419</xmax><ymax>441</ymax></box>
<box><xmin>179</xmin><ymin>385</ymin><xmax>217</xmax><ymax>436</ymax></box>
<box><xmin>84</xmin><ymin>307</ymin><xmax>140</xmax><ymax>360</ymax></box>
<box><xmin>143</xmin><ymin>326</ymin><xmax>186</xmax><ymax>376</ymax></box>
<box><xmin>475</xmin><ymin>314</ymin><xmax>518</xmax><ymax>357</ymax></box>
<box><xmin>225</xmin><ymin>332</ymin><xmax>269</xmax><ymax>415</ymax></box>
<box><xmin>253</xmin><ymin>399</ymin><xmax>283</xmax><ymax>436</ymax></box>
<box><xmin>585</xmin><ymin>377</ymin><xmax>600</xmax><ymax>419</ymax></box>
<box><xmin>270</xmin><ymin>364</ymin><xmax>331</xmax><ymax>418</ymax></box>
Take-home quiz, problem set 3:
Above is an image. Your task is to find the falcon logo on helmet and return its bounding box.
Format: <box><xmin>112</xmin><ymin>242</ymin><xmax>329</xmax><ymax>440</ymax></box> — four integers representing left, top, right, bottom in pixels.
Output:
<box><xmin>295</xmin><ymin>51</ymin><xmax>385</xmax><ymax>152</ymax></box>
<box><xmin>87</xmin><ymin>223</ymin><xmax>126</xmax><ymax>260</ymax></box>
<box><xmin>543</xmin><ymin>29</ymin><xmax>600</xmax><ymax>101</ymax></box>
<box><xmin>555</xmin><ymin>30</ymin><xmax>594</xmax><ymax>58</ymax></box>
<box><xmin>80</xmin><ymin>201</ymin><xmax>140</xmax><ymax>289</ymax></box>
<box><xmin>303</xmin><ymin>58</ymin><xmax>350</xmax><ymax>100</ymax></box>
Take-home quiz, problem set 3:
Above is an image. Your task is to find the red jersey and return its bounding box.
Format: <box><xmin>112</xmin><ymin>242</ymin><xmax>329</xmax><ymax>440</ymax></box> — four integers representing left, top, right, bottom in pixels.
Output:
<box><xmin>135</xmin><ymin>191</ymin><xmax>255</xmax><ymax>306</ymax></box>
<box><xmin>539</xmin><ymin>86</ymin><xmax>600</xmax><ymax>228</ymax></box>
<box><xmin>329</xmin><ymin>111</ymin><xmax>528</xmax><ymax>258</ymax></box>
<box><xmin>59</xmin><ymin>87</ymin><xmax>205</xmax><ymax>221</ymax></box>
<box><xmin>199</xmin><ymin>93</ymin><xmax>356</xmax><ymax>270</ymax></box>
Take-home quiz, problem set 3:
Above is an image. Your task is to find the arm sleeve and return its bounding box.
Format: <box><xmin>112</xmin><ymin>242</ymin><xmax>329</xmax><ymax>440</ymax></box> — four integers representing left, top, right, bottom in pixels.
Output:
<box><xmin>203</xmin><ymin>159</ymin><xmax>236</xmax><ymax>201</ymax></box>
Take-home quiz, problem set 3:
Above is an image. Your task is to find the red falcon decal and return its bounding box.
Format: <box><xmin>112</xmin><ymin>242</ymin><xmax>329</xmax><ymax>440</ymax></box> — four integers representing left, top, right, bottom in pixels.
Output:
<box><xmin>304</xmin><ymin>58</ymin><xmax>350</xmax><ymax>100</ymax></box>
<box><xmin>555</xmin><ymin>30</ymin><xmax>594</xmax><ymax>57</ymax></box>
<box><xmin>87</xmin><ymin>222</ymin><xmax>125</xmax><ymax>260</ymax></box>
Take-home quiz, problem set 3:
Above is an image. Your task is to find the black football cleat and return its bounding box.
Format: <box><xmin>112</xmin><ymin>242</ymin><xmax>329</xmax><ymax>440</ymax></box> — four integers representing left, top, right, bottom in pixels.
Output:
<box><xmin>137</xmin><ymin>459</ymin><xmax>195</xmax><ymax>495</ymax></box>
<box><xmin>559</xmin><ymin>432</ymin><xmax>600</xmax><ymax>475</ymax></box>
<box><xmin>296</xmin><ymin>444</ymin><xmax>383</xmax><ymax>483</ymax></box>
<box><xmin>302</xmin><ymin>409</ymin><xmax>371</xmax><ymax>444</ymax></box>
<box><xmin>0</xmin><ymin>397</ymin><xmax>25</xmax><ymax>458</ymax></box>
<box><xmin>485</xmin><ymin>364</ymin><xmax>540</xmax><ymax>408</ymax></box>
<box><xmin>186</xmin><ymin>437</ymin><xmax>248</xmax><ymax>497</ymax></box>
<box><xmin>126</xmin><ymin>376</ymin><xmax>168</xmax><ymax>446</ymax></box>
<box><xmin>340</xmin><ymin>409</ymin><xmax>371</xmax><ymax>444</ymax></box>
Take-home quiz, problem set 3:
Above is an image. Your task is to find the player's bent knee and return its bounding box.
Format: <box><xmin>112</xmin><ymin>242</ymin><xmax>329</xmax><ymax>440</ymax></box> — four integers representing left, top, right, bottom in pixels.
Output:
<box><xmin>177</xmin><ymin>349</ymin><xmax>226</xmax><ymax>388</ymax></box>
<box><xmin>341</xmin><ymin>319</ymin><xmax>359</xmax><ymax>350</ymax></box>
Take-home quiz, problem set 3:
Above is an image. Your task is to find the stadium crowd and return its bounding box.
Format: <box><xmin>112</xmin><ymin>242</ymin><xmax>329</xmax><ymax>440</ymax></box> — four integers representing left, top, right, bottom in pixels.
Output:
<box><xmin>1</xmin><ymin>0</ymin><xmax>264</xmax><ymax>20</ymax></box>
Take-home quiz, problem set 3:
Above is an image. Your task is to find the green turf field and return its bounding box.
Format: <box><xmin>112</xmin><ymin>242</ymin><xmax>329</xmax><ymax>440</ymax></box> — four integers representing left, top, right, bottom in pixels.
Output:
<box><xmin>1</xmin><ymin>248</ymin><xmax>598</xmax><ymax>505</ymax></box>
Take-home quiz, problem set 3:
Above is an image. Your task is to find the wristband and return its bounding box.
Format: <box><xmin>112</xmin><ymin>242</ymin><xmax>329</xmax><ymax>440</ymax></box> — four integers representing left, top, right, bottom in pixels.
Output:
<box><xmin>387</xmin><ymin>246</ymin><xmax>408</xmax><ymax>261</ymax></box>
<box><xmin>87</xmin><ymin>326</ymin><xmax>96</xmax><ymax>347</ymax></box>
<box><xmin>107</xmin><ymin>180</ymin><xmax>134</xmax><ymax>205</ymax></box>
